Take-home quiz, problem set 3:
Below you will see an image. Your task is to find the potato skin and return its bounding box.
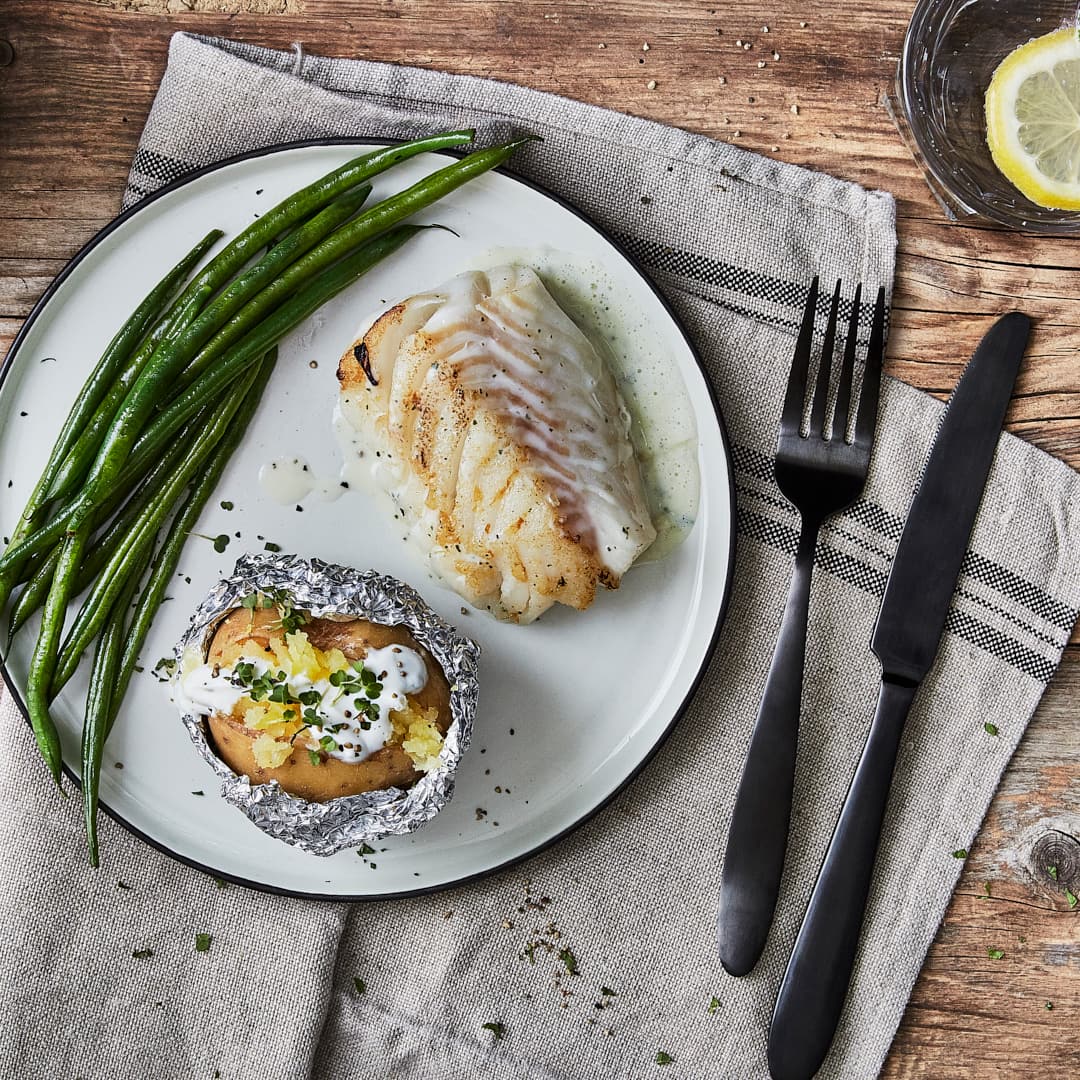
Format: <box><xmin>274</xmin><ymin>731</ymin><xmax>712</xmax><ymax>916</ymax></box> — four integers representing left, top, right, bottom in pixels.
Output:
<box><xmin>204</xmin><ymin>606</ymin><xmax>451</xmax><ymax>803</ymax></box>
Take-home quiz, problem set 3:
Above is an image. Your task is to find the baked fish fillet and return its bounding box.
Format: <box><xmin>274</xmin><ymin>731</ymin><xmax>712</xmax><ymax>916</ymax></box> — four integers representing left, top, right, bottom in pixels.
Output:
<box><xmin>337</xmin><ymin>265</ymin><xmax>657</xmax><ymax>623</ymax></box>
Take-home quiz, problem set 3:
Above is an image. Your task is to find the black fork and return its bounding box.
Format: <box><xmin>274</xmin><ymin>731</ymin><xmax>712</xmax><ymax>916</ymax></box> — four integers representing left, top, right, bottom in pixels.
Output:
<box><xmin>716</xmin><ymin>278</ymin><xmax>887</xmax><ymax>977</ymax></box>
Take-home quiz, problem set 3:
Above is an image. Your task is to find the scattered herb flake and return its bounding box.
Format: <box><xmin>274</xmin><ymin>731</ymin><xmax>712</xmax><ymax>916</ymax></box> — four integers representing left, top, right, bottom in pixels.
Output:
<box><xmin>195</xmin><ymin>933</ymin><xmax>213</xmax><ymax>953</ymax></box>
<box><xmin>359</xmin><ymin>843</ymin><xmax>375</xmax><ymax>856</ymax></box>
<box><xmin>601</xmin><ymin>986</ymin><xmax>617</xmax><ymax>997</ymax></box>
<box><xmin>1066</xmin><ymin>888</ymin><xmax>1078</xmax><ymax>910</ymax></box>
<box><xmin>308</xmin><ymin>749</ymin><xmax>321</xmax><ymax>767</ymax></box>
<box><xmin>656</xmin><ymin>1050</ymin><xmax>674</xmax><ymax>1066</ymax></box>
<box><xmin>264</xmin><ymin>541</ymin><xmax>282</xmax><ymax>553</ymax></box>
<box><xmin>1046</xmin><ymin>1000</ymin><xmax>1054</xmax><ymax>1010</ymax></box>
<box><xmin>1048</xmin><ymin>865</ymin><xmax>1058</xmax><ymax>880</ymax></box>
<box><xmin>481</xmin><ymin>1021</ymin><xmax>505</xmax><ymax>1040</ymax></box>
<box><xmin>353</xmin><ymin>977</ymin><xmax>366</xmax><ymax>994</ymax></box>
<box><xmin>153</xmin><ymin>656</ymin><xmax>177</xmax><ymax>679</ymax></box>
<box><xmin>132</xmin><ymin>948</ymin><xmax>154</xmax><ymax>959</ymax></box>
<box><xmin>117</xmin><ymin>881</ymin><xmax>130</xmax><ymax>890</ymax></box>
<box><xmin>220</xmin><ymin>501</ymin><xmax>234</xmax><ymax>511</ymax></box>
<box><xmin>214</xmin><ymin>878</ymin><xmax>229</xmax><ymax>889</ymax></box>
<box><xmin>988</xmin><ymin>947</ymin><xmax>1004</xmax><ymax>960</ymax></box>
<box><xmin>191</xmin><ymin>790</ymin><xmax>204</xmax><ymax>797</ymax></box>
<box><xmin>952</xmin><ymin>849</ymin><xmax>968</xmax><ymax>859</ymax></box>
<box><xmin>213</xmin><ymin>534</ymin><xmax>230</xmax><ymax>553</ymax></box>
<box><xmin>708</xmin><ymin>995</ymin><xmax>722</xmax><ymax>1014</ymax></box>
<box><xmin>558</xmin><ymin>947</ymin><xmax>578</xmax><ymax>976</ymax></box>
<box><xmin>984</xmin><ymin>721</ymin><xmax>999</xmax><ymax>736</ymax></box>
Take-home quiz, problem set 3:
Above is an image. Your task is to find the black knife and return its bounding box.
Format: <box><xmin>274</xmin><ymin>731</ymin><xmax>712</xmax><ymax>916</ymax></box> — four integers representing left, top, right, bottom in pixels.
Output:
<box><xmin>766</xmin><ymin>311</ymin><xmax>1031</xmax><ymax>1080</ymax></box>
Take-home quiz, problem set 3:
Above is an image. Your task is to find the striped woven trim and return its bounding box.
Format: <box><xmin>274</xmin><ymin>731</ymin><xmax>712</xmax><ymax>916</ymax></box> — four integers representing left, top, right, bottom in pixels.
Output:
<box><xmin>735</xmin><ymin>440</ymin><xmax>1075</xmax><ymax>684</ymax></box>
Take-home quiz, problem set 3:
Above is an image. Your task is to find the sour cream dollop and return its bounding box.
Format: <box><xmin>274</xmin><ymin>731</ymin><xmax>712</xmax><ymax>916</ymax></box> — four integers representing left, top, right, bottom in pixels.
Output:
<box><xmin>176</xmin><ymin>643</ymin><xmax>428</xmax><ymax>765</ymax></box>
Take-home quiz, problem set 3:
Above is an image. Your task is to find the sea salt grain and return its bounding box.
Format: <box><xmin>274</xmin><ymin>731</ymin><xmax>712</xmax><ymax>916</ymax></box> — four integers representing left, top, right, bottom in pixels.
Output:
<box><xmin>647</xmin><ymin>80</ymin><xmax>657</xmax><ymax>90</ymax></box>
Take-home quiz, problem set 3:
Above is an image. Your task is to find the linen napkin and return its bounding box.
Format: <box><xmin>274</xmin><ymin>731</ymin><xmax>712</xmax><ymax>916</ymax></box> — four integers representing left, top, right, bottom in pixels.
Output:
<box><xmin>2</xmin><ymin>31</ymin><xmax>1079</xmax><ymax>1080</ymax></box>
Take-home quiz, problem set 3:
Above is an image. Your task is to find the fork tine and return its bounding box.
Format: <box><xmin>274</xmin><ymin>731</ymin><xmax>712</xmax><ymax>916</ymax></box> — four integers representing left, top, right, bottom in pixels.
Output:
<box><xmin>854</xmin><ymin>285</ymin><xmax>887</xmax><ymax>448</ymax></box>
<box><xmin>832</xmin><ymin>282</ymin><xmax>862</xmax><ymax>442</ymax></box>
<box><xmin>809</xmin><ymin>280</ymin><xmax>841</xmax><ymax>437</ymax></box>
<box><xmin>780</xmin><ymin>277</ymin><xmax>819</xmax><ymax>435</ymax></box>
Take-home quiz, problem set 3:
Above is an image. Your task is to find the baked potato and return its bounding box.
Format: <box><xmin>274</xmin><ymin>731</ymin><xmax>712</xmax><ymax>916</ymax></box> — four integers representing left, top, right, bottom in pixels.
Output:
<box><xmin>187</xmin><ymin>601</ymin><xmax>451</xmax><ymax>803</ymax></box>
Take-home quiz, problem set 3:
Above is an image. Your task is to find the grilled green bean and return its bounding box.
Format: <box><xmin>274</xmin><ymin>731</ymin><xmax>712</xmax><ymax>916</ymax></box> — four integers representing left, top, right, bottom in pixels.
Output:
<box><xmin>107</xmin><ymin>350</ymin><xmax>278</xmax><ymax>732</ymax></box>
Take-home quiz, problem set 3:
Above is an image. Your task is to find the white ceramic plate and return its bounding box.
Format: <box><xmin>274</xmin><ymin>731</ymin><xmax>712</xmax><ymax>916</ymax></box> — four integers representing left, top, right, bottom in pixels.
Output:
<box><xmin>0</xmin><ymin>141</ymin><xmax>734</xmax><ymax>898</ymax></box>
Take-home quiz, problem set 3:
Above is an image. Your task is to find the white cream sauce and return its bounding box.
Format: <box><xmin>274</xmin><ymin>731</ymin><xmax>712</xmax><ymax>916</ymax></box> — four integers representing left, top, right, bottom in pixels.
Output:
<box><xmin>258</xmin><ymin>455</ymin><xmax>356</xmax><ymax>506</ymax></box>
<box><xmin>175</xmin><ymin>644</ymin><xmax>428</xmax><ymax>765</ymax></box>
<box><xmin>469</xmin><ymin>249</ymin><xmax>700</xmax><ymax>561</ymax></box>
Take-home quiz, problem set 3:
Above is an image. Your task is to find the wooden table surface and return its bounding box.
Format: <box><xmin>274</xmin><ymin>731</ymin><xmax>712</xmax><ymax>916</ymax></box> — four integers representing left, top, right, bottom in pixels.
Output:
<box><xmin>2</xmin><ymin>1</ymin><xmax>1078</xmax><ymax>1075</ymax></box>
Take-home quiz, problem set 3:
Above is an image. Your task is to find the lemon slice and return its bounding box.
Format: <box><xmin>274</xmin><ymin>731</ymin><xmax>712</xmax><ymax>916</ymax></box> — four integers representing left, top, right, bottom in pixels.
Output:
<box><xmin>985</xmin><ymin>27</ymin><xmax>1080</xmax><ymax>210</ymax></box>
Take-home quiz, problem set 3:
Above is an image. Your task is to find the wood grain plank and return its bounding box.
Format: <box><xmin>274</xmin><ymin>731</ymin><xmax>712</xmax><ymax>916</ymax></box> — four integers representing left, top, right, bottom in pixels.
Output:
<box><xmin>1</xmin><ymin>3</ymin><xmax>1077</xmax><ymax>1075</ymax></box>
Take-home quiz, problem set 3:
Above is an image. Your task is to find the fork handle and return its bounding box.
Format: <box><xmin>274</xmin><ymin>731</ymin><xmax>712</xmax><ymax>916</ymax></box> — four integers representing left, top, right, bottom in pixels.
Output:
<box><xmin>716</xmin><ymin>518</ymin><xmax>820</xmax><ymax>976</ymax></box>
<box><xmin>767</xmin><ymin>676</ymin><xmax>917</xmax><ymax>1080</ymax></box>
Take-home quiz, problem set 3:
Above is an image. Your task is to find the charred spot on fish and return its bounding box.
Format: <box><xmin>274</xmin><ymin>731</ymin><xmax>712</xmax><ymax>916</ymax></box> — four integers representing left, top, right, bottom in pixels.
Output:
<box><xmin>355</xmin><ymin>342</ymin><xmax>378</xmax><ymax>387</ymax></box>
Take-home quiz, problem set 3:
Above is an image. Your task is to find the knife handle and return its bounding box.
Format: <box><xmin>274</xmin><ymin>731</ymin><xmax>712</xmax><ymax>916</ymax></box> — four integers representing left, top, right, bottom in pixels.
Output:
<box><xmin>767</xmin><ymin>676</ymin><xmax>917</xmax><ymax>1080</ymax></box>
<box><xmin>717</xmin><ymin>521</ymin><xmax>819</xmax><ymax>976</ymax></box>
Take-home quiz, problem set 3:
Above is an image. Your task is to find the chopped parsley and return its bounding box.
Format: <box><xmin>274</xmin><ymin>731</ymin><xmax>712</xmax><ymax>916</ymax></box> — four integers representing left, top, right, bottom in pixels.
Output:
<box><xmin>481</xmin><ymin>1021</ymin><xmax>505</xmax><ymax>1041</ymax></box>
<box><xmin>358</xmin><ymin>844</ymin><xmax>375</xmax><ymax>856</ymax></box>
<box><xmin>132</xmin><ymin>948</ymin><xmax>154</xmax><ymax>960</ymax></box>
<box><xmin>220</xmin><ymin>501</ymin><xmax>234</xmax><ymax>511</ymax></box>
<box><xmin>987</xmin><ymin>947</ymin><xmax>1004</xmax><ymax>960</ymax></box>
<box><xmin>191</xmin><ymin>790</ymin><xmax>204</xmax><ymax>797</ymax></box>
<box><xmin>1066</xmin><ymin>888</ymin><xmax>1078</xmax><ymax>910</ymax></box>
<box><xmin>984</xmin><ymin>721</ymin><xmax>999</xmax><ymax>736</ymax></box>
<box><xmin>558</xmin><ymin>947</ymin><xmax>577</xmax><ymax>976</ymax></box>
<box><xmin>951</xmin><ymin>849</ymin><xmax>968</xmax><ymax>859</ymax></box>
<box><xmin>1048</xmin><ymin>865</ymin><xmax>1058</xmax><ymax>880</ymax></box>
<box><xmin>308</xmin><ymin>749</ymin><xmax>322</xmax><ymax>767</ymax></box>
<box><xmin>708</xmin><ymin>996</ymin><xmax>721</xmax><ymax>1014</ymax></box>
<box><xmin>601</xmin><ymin>986</ymin><xmax>617</xmax><ymax>997</ymax></box>
<box><xmin>214</xmin><ymin>878</ymin><xmax>229</xmax><ymax>889</ymax></box>
<box><xmin>353</xmin><ymin>977</ymin><xmax>366</xmax><ymax>994</ymax></box>
<box><xmin>153</xmin><ymin>656</ymin><xmax>177</xmax><ymax>681</ymax></box>
<box><xmin>655</xmin><ymin>1051</ymin><xmax>674</xmax><ymax>1066</ymax></box>
<box><xmin>195</xmin><ymin>933</ymin><xmax>213</xmax><ymax>953</ymax></box>
<box><xmin>1046</xmin><ymin>1000</ymin><xmax>1054</xmax><ymax>1010</ymax></box>
<box><xmin>264</xmin><ymin>541</ymin><xmax>282</xmax><ymax>553</ymax></box>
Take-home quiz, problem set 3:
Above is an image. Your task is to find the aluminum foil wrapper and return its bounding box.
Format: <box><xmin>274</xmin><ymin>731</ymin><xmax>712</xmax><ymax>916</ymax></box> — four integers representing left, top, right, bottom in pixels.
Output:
<box><xmin>173</xmin><ymin>552</ymin><xmax>480</xmax><ymax>856</ymax></box>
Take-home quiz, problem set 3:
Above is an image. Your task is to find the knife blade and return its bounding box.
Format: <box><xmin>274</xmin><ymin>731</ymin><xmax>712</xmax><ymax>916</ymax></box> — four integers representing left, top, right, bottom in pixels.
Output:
<box><xmin>871</xmin><ymin>310</ymin><xmax>1032</xmax><ymax>683</ymax></box>
<box><xmin>767</xmin><ymin>311</ymin><xmax>1031</xmax><ymax>1080</ymax></box>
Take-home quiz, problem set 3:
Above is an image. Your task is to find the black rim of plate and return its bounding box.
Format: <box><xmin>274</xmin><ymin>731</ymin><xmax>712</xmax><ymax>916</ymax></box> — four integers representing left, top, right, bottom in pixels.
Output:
<box><xmin>0</xmin><ymin>136</ymin><xmax>737</xmax><ymax>902</ymax></box>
